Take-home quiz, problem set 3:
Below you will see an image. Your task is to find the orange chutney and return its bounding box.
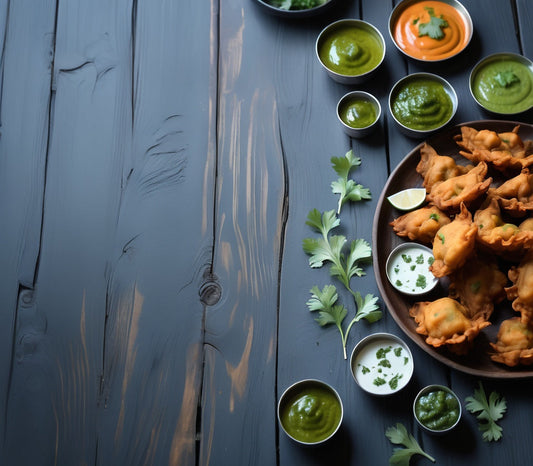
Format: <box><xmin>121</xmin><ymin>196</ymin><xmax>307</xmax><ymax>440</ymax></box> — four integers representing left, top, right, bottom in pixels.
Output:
<box><xmin>393</xmin><ymin>1</ymin><xmax>470</xmax><ymax>61</ymax></box>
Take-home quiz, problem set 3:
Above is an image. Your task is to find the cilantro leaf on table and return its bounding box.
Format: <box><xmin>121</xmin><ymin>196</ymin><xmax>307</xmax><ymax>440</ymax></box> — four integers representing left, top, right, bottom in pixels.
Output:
<box><xmin>386</xmin><ymin>423</ymin><xmax>436</xmax><ymax>466</ymax></box>
<box><xmin>353</xmin><ymin>291</ymin><xmax>381</xmax><ymax>323</ymax></box>
<box><xmin>465</xmin><ymin>382</ymin><xmax>507</xmax><ymax>442</ymax></box>
<box><xmin>330</xmin><ymin>150</ymin><xmax>371</xmax><ymax>214</ymax></box>
<box><xmin>417</xmin><ymin>7</ymin><xmax>448</xmax><ymax>40</ymax></box>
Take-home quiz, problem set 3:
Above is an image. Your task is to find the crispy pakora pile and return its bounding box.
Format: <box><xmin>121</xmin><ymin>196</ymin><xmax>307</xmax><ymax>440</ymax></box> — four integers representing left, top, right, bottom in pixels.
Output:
<box><xmin>389</xmin><ymin>124</ymin><xmax>533</xmax><ymax>367</ymax></box>
<box><xmin>390</xmin><ymin>205</ymin><xmax>450</xmax><ymax>244</ymax></box>
<box><xmin>409</xmin><ymin>297</ymin><xmax>490</xmax><ymax>355</ymax></box>
<box><xmin>490</xmin><ymin>317</ymin><xmax>533</xmax><ymax>367</ymax></box>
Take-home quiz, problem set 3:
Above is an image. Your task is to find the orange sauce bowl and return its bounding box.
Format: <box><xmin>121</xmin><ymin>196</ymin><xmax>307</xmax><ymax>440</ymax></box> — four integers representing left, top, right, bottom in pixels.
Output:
<box><xmin>389</xmin><ymin>0</ymin><xmax>473</xmax><ymax>62</ymax></box>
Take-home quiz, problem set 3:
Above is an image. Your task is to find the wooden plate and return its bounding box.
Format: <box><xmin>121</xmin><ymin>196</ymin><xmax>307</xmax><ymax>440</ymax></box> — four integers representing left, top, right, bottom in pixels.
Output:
<box><xmin>373</xmin><ymin>120</ymin><xmax>533</xmax><ymax>379</ymax></box>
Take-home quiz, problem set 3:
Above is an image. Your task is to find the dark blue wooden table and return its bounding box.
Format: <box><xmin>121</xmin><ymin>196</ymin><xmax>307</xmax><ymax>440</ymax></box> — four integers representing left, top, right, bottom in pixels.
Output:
<box><xmin>0</xmin><ymin>0</ymin><xmax>532</xmax><ymax>464</ymax></box>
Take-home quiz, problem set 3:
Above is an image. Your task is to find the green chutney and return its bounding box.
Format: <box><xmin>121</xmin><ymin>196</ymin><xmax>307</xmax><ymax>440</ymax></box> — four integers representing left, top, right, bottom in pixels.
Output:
<box><xmin>472</xmin><ymin>58</ymin><xmax>533</xmax><ymax>114</ymax></box>
<box><xmin>318</xmin><ymin>24</ymin><xmax>383</xmax><ymax>76</ymax></box>
<box><xmin>392</xmin><ymin>79</ymin><xmax>453</xmax><ymax>131</ymax></box>
<box><xmin>415</xmin><ymin>389</ymin><xmax>460</xmax><ymax>431</ymax></box>
<box><xmin>339</xmin><ymin>97</ymin><xmax>377</xmax><ymax>128</ymax></box>
<box><xmin>280</xmin><ymin>384</ymin><xmax>341</xmax><ymax>443</ymax></box>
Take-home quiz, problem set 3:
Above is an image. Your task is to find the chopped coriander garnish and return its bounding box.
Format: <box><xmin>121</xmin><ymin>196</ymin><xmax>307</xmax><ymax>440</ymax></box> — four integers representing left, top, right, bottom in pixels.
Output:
<box><xmin>429</xmin><ymin>212</ymin><xmax>439</xmax><ymax>221</ymax></box>
<box><xmin>389</xmin><ymin>373</ymin><xmax>403</xmax><ymax>390</ymax></box>
<box><xmin>394</xmin><ymin>347</ymin><xmax>402</xmax><ymax>357</ymax></box>
<box><xmin>428</xmin><ymin>256</ymin><xmax>435</xmax><ymax>265</ymax></box>
<box><xmin>417</xmin><ymin>7</ymin><xmax>448</xmax><ymax>40</ymax></box>
<box><xmin>378</xmin><ymin>359</ymin><xmax>392</xmax><ymax>369</ymax></box>
<box><xmin>416</xmin><ymin>254</ymin><xmax>424</xmax><ymax>264</ymax></box>
<box><xmin>401</xmin><ymin>254</ymin><xmax>412</xmax><ymax>263</ymax></box>
<box><xmin>438</xmin><ymin>233</ymin><xmax>445</xmax><ymax>244</ymax></box>
<box><xmin>376</xmin><ymin>346</ymin><xmax>392</xmax><ymax>359</ymax></box>
<box><xmin>373</xmin><ymin>377</ymin><xmax>386</xmax><ymax>387</ymax></box>
<box><xmin>396</xmin><ymin>279</ymin><xmax>403</xmax><ymax>286</ymax></box>
<box><xmin>416</xmin><ymin>274</ymin><xmax>427</xmax><ymax>289</ymax></box>
<box><xmin>494</xmin><ymin>70</ymin><xmax>520</xmax><ymax>88</ymax></box>
<box><xmin>410</xmin><ymin>265</ymin><xmax>416</xmax><ymax>271</ymax></box>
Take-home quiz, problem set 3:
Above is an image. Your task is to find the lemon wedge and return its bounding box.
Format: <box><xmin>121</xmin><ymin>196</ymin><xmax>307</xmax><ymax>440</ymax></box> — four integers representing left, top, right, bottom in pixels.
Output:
<box><xmin>387</xmin><ymin>188</ymin><xmax>426</xmax><ymax>211</ymax></box>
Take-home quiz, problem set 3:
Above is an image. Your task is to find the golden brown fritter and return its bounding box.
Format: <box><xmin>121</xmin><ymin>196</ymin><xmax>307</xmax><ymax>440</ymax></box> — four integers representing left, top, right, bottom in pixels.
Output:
<box><xmin>390</xmin><ymin>205</ymin><xmax>451</xmax><ymax>244</ymax></box>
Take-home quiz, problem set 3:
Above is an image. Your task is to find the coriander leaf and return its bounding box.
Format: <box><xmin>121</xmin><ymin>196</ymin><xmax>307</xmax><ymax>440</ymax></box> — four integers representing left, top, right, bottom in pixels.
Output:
<box><xmin>345</xmin><ymin>239</ymin><xmax>372</xmax><ymax>280</ymax></box>
<box><xmin>465</xmin><ymin>382</ymin><xmax>507</xmax><ymax>442</ymax></box>
<box><xmin>417</xmin><ymin>7</ymin><xmax>448</xmax><ymax>40</ymax></box>
<box><xmin>494</xmin><ymin>70</ymin><xmax>519</xmax><ymax>88</ymax></box>
<box><xmin>306</xmin><ymin>285</ymin><xmax>350</xmax><ymax>358</ymax></box>
<box><xmin>330</xmin><ymin>150</ymin><xmax>370</xmax><ymax>214</ymax></box>
<box><xmin>386</xmin><ymin>423</ymin><xmax>435</xmax><ymax>466</ymax></box>
<box><xmin>305</xmin><ymin>208</ymin><xmax>339</xmax><ymax>235</ymax></box>
<box><xmin>353</xmin><ymin>292</ymin><xmax>382</xmax><ymax>323</ymax></box>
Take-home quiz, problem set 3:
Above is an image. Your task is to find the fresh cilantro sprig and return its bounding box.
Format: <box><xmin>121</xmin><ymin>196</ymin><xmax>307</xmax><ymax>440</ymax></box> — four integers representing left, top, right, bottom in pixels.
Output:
<box><xmin>416</xmin><ymin>7</ymin><xmax>448</xmax><ymax>40</ymax></box>
<box><xmin>465</xmin><ymin>382</ymin><xmax>507</xmax><ymax>442</ymax></box>
<box><xmin>307</xmin><ymin>285</ymin><xmax>380</xmax><ymax>359</ymax></box>
<box><xmin>494</xmin><ymin>70</ymin><xmax>520</xmax><ymax>88</ymax></box>
<box><xmin>386</xmin><ymin>423</ymin><xmax>435</xmax><ymax>466</ymax></box>
<box><xmin>330</xmin><ymin>150</ymin><xmax>371</xmax><ymax>214</ymax></box>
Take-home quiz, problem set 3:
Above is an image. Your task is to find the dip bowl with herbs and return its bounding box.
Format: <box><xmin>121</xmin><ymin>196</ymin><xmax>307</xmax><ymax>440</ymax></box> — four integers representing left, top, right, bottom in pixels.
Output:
<box><xmin>469</xmin><ymin>52</ymin><xmax>533</xmax><ymax>115</ymax></box>
<box><xmin>413</xmin><ymin>384</ymin><xmax>462</xmax><ymax>434</ymax></box>
<box><xmin>350</xmin><ymin>333</ymin><xmax>414</xmax><ymax>396</ymax></box>
<box><xmin>278</xmin><ymin>379</ymin><xmax>343</xmax><ymax>446</ymax></box>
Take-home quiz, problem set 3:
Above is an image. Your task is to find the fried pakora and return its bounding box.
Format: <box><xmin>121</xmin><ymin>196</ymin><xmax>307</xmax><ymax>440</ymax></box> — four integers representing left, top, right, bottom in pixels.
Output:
<box><xmin>426</xmin><ymin>162</ymin><xmax>492</xmax><ymax>211</ymax></box>
<box><xmin>416</xmin><ymin>143</ymin><xmax>472</xmax><ymax>192</ymax></box>
<box><xmin>409</xmin><ymin>297</ymin><xmax>490</xmax><ymax>355</ymax></box>
<box><xmin>455</xmin><ymin>125</ymin><xmax>533</xmax><ymax>173</ymax></box>
<box><xmin>448</xmin><ymin>256</ymin><xmax>507</xmax><ymax>321</ymax></box>
<box><xmin>488</xmin><ymin>168</ymin><xmax>533</xmax><ymax>216</ymax></box>
<box><xmin>506</xmin><ymin>250</ymin><xmax>533</xmax><ymax>326</ymax></box>
<box><xmin>474</xmin><ymin>197</ymin><xmax>533</xmax><ymax>258</ymax></box>
<box><xmin>390</xmin><ymin>205</ymin><xmax>451</xmax><ymax>244</ymax></box>
<box><xmin>430</xmin><ymin>203</ymin><xmax>477</xmax><ymax>277</ymax></box>
<box><xmin>490</xmin><ymin>317</ymin><xmax>533</xmax><ymax>367</ymax></box>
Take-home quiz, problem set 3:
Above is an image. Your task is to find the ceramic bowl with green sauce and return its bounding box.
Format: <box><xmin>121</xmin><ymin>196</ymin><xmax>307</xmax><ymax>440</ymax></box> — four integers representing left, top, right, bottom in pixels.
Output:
<box><xmin>389</xmin><ymin>72</ymin><xmax>457</xmax><ymax>138</ymax></box>
<box><xmin>316</xmin><ymin>19</ymin><xmax>386</xmax><ymax>84</ymax></box>
<box><xmin>350</xmin><ymin>333</ymin><xmax>414</xmax><ymax>396</ymax></box>
<box><xmin>337</xmin><ymin>91</ymin><xmax>381</xmax><ymax>138</ymax></box>
<box><xmin>469</xmin><ymin>52</ymin><xmax>533</xmax><ymax>115</ymax></box>
<box><xmin>278</xmin><ymin>379</ymin><xmax>343</xmax><ymax>445</ymax></box>
<box><xmin>413</xmin><ymin>384</ymin><xmax>462</xmax><ymax>434</ymax></box>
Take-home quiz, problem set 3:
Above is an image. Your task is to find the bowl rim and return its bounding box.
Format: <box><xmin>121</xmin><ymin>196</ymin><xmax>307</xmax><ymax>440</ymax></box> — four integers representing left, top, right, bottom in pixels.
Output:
<box><xmin>336</xmin><ymin>90</ymin><xmax>382</xmax><ymax>131</ymax></box>
<box><xmin>385</xmin><ymin>242</ymin><xmax>439</xmax><ymax>296</ymax></box>
<box><xmin>388</xmin><ymin>72</ymin><xmax>458</xmax><ymax>135</ymax></box>
<box><xmin>469</xmin><ymin>52</ymin><xmax>533</xmax><ymax>115</ymax></box>
<box><xmin>277</xmin><ymin>378</ymin><xmax>344</xmax><ymax>445</ymax></box>
<box><xmin>388</xmin><ymin>0</ymin><xmax>473</xmax><ymax>62</ymax></box>
<box><xmin>413</xmin><ymin>384</ymin><xmax>462</xmax><ymax>433</ymax></box>
<box><xmin>349</xmin><ymin>332</ymin><xmax>414</xmax><ymax>396</ymax></box>
<box><xmin>315</xmin><ymin>18</ymin><xmax>386</xmax><ymax>80</ymax></box>
<box><xmin>253</xmin><ymin>0</ymin><xmax>338</xmax><ymax>18</ymax></box>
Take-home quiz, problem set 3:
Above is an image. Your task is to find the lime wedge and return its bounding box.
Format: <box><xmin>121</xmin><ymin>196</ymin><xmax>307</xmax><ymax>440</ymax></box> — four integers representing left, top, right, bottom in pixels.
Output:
<box><xmin>387</xmin><ymin>188</ymin><xmax>426</xmax><ymax>211</ymax></box>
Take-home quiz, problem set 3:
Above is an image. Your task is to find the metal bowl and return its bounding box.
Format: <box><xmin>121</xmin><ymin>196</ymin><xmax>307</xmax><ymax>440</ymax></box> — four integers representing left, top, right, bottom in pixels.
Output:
<box><xmin>413</xmin><ymin>384</ymin><xmax>462</xmax><ymax>434</ymax></box>
<box><xmin>389</xmin><ymin>0</ymin><xmax>473</xmax><ymax>62</ymax></box>
<box><xmin>350</xmin><ymin>333</ymin><xmax>414</xmax><ymax>396</ymax></box>
<box><xmin>336</xmin><ymin>91</ymin><xmax>381</xmax><ymax>138</ymax></box>
<box><xmin>469</xmin><ymin>52</ymin><xmax>533</xmax><ymax>115</ymax></box>
<box><xmin>277</xmin><ymin>379</ymin><xmax>343</xmax><ymax>445</ymax></box>
<box><xmin>253</xmin><ymin>0</ymin><xmax>338</xmax><ymax>18</ymax></box>
<box><xmin>316</xmin><ymin>19</ymin><xmax>385</xmax><ymax>84</ymax></box>
<box><xmin>388</xmin><ymin>72</ymin><xmax>458</xmax><ymax>138</ymax></box>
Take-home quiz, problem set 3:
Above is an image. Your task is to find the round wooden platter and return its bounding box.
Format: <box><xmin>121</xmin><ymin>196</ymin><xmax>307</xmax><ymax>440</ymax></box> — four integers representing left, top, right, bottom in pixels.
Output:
<box><xmin>373</xmin><ymin>120</ymin><xmax>533</xmax><ymax>379</ymax></box>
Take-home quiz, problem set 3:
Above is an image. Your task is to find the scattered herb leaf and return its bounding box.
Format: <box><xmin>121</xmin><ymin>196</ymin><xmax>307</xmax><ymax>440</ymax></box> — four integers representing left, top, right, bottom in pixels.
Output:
<box><xmin>494</xmin><ymin>70</ymin><xmax>520</xmax><ymax>88</ymax></box>
<box><xmin>429</xmin><ymin>212</ymin><xmax>439</xmax><ymax>221</ymax></box>
<box><xmin>386</xmin><ymin>423</ymin><xmax>436</xmax><ymax>465</ymax></box>
<box><xmin>330</xmin><ymin>150</ymin><xmax>371</xmax><ymax>214</ymax></box>
<box><xmin>416</xmin><ymin>274</ymin><xmax>427</xmax><ymax>289</ymax></box>
<box><xmin>465</xmin><ymin>382</ymin><xmax>507</xmax><ymax>442</ymax></box>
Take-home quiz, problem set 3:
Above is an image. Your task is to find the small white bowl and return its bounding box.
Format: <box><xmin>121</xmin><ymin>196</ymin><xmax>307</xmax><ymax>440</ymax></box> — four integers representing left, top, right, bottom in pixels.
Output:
<box><xmin>316</xmin><ymin>19</ymin><xmax>385</xmax><ymax>84</ymax></box>
<box><xmin>278</xmin><ymin>379</ymin><xmax>343</xmax><ymax>445</ymax></box>
<box><xmin>350</xmin><ymin>333</ymin><xmax>414</xmax><ymax>396</ymax></box>
<box><xmin>386</xmin><ymin>242</ymin><xmax>438</xmax><ymax>296</ymax></box>
<box><xmin>413</xmin><ymin>384</ymin><xmax>462</xmax><ymax>434</ymax></box>
<box><xmin>337</xmin><ymin>91</ymin><xmax>381</xmax><ymax>138</ymax></box>
<box><xmin>389</xmin><ymin>72</ymin><xmax>458</xmax><ymax>138</ymax></box>
<box><xmin>469</xmin><ymin>52</ymin><xmax>533</xmax><ymax>115</ymax></box>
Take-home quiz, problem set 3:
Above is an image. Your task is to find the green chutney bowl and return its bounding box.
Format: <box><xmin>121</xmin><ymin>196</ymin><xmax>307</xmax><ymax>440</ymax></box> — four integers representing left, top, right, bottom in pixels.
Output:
<box><xmin>469</xmin><ymin>52</ymin><xmax>533</xmax><ymax>115</ymax></box>
<box><xmin>337</xmin><ymin>91</ymin><xmax>381</xmax><ymax>138</ymax></box>
<box><xmin>413</xmin><ymin>384</ymin><xmax>462</xmax><ymax>435</ymax></box>
<box><xmin>277</xmin><ymin>379</ymin><xmax>343</xmax><ymax>446</ymax></box>
<box><xmin>316</xmin><ymin>19</ymin><xmax>386</xmax><ymax>84</ymax></box>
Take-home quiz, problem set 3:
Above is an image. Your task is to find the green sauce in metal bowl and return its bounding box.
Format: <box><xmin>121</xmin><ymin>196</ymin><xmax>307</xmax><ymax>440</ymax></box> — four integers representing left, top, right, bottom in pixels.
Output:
<box><xmin>392</xmin><ymin>79</ymin><xmax>453</xmax><ymax>131</ymax></box>
<box><xmin>279</xmin><ymin>383</ymin><xmax>342</xmax><ymax>443</ymax></box>
<box><xmin>339</xmin><ymin>97</ymin><xmax>378</xmax><ymax>128</ymax></box>
<box><xmin>415</xmin><ymin>389</ymin><xmax>460</xmax><ymax>431</ymax></box>
<box><xmin>472</xmin><ymin>58</ymin><xmax>533</xmax><ymax>114</ymax></box>
<box><xmin>318</xmin><ymin>25</ymin><xmax>384</xmax><ymax>76</ymax></box>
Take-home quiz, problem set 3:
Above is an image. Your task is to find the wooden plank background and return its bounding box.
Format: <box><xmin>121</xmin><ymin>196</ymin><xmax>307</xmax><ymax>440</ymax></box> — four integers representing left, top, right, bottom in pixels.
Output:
<box><xmin>0</xmin><ymin>0</ymin><xmax>532</xmax><ymax>465</ymax></box>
